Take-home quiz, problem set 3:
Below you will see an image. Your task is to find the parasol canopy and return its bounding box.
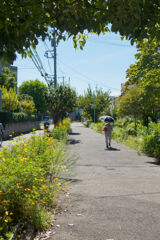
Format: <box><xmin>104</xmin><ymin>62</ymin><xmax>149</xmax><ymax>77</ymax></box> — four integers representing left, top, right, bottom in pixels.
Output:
<box><xmin>99</xmin><ymin>115</ymin><xmax>115</xmax><ymax>123</ymax></box>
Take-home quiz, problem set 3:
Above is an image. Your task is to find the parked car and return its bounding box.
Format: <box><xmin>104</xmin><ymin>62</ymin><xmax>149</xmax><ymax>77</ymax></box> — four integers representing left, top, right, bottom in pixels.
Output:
<box><xmin>41</xmin><ymin>116</ymin><xmax>53</xmax><ymax>125</ymax></box>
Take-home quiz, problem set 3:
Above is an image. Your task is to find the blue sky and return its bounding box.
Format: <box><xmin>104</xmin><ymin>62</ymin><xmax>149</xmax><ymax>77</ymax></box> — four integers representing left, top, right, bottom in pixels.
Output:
<box><xmin>14</xmin><ymin>32</ymin><xmax>137</xmax><ymax>97</ymax></box>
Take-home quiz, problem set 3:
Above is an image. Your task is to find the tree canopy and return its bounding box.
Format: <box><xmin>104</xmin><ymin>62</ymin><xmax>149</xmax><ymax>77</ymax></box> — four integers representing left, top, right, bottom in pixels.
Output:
<box><xmin>78</xmin><ymin>85</ymin><xmax>111</xmax><ymax>122</ymax></box>
<box><xmin>18</xmin><ymin>79</ymin><xmax>48</xmax><ymax>114</ymax></box>
<box><xmin>0</xmin><ymin>67</ymin><xmax>17</xmax><ymax>90</ymax></box>
<box><xmin>123</xmin><ymin>39</ymin><xmax>160</xmax><ymax>125</ymax></box>
<box><xmin>0</xmin><ymin>0</ymin><xmax>159</xmax><ymax>62</ymax></box>
<box><xmin>45</xmin><ymin>84</ymin><xmax>77</xmax><ymax>126</ymax></box>
<box><xmin>124</xmin><ymin>39</ymin><xmax>160</xmax><ymax>89</ymax></box>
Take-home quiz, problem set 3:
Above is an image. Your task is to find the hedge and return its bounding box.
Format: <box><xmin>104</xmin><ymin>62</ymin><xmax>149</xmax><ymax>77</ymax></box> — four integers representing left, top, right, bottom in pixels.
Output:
<box><xmin>0</xmin><ymin>111</ymin><xmax>40</xmax><ymax>124</ymax></box>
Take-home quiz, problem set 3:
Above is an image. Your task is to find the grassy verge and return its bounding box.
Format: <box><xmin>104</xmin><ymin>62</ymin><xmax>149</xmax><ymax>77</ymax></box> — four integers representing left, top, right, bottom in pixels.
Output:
<box><xmin>0</xmin><ymin>118</ymin><xmax>72</xmax><ymax>239</ymax></box>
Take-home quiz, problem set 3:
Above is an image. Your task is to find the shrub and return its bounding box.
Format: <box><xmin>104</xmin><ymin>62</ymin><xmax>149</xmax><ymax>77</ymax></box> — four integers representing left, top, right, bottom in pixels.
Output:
<box><xmin>0</xmin><ymin>111</ymin><xmax>40</xmax><ymax>124</ymax></box>
<box><xmin>142</xmin><ymin>123</ymin><xmax>160</xmax><ymax>159</ymax></box>
<box><xmin>0</xmin><ymin>133</ymin><xmax>69</xmax><ymax>238</ymax></box>
<box><xmin>51</xmin><ymin>126</ymin><xmax>68</xmax><ymax>141</ymax></box>
<box><xmin>83</xmin><ymin>120</ymin><xmax>92</xmax><ymax>127</ymax></box>
<box><xmin>1</xmin><ymin>87</ymin><xmax>18</xmax><ymax>112</ymax></box>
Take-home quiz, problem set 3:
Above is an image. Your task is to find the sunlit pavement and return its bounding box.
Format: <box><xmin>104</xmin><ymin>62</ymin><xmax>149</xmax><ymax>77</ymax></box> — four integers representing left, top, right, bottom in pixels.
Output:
<box><xmin>0</xmin><ymin>124</ymin><xmax>54</xmax><ymax>150</ymax></box>
<box><xmin>49</xmin><ymin>122</ymin><xmax>160</xmax><ymax>240</ymax></box>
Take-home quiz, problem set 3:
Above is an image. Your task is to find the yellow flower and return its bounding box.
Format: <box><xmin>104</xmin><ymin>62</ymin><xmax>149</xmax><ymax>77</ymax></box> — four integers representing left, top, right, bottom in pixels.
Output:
<box><xmin>63</xmin><ymin>165</ymin><xmax>67</xmax><ymax>169</ymax></box>
<box><xmin>10</xmin><ymin>212</ymin><xmax>13</xmax><ymax>215</ymax></box>
<box><xmin>57</xmin><ymin>183</ymin><xmax>61</xmax><ymax>187</ymax></box>
<box><xmin>65</xmin><ymin>182</ymin><xmax>68</xmax><ymax>186</ymax></box>
<box><xmin>66</xmin><ymin>169</ymin><xmax>69</xmax><ymax>172</ymax></box>
<box><xmin>2</xmin><ymin>158</ymin><xmax>5</xmax><ymax>161</ymax></box>
<box><xmin>4</xmin><ymin>219</ymin><xmax>8</xmax><ymax>223</ymax></box>
<box><xmin>16</xmin><ymin>183</ymin><xmax>20</xmax><ymax>188</ymax></box>
<box><xmin>9</xmin><ymin>134</ymin><xmax>12</xmax><ymax>137</ymax></box>
<box><xmin>3</xmin><ymin>145</ymin><xmax>7</xmax><ymax>149</ymax></box>
<box><xmin>5</xmin><ymin>211</ymin><xmax>9</xmax><ymax>215</ymax></box>
<box><xmin>55</xmin><ymin>177</ymin><xmax>58</xmax><ymax>181</ymax></box>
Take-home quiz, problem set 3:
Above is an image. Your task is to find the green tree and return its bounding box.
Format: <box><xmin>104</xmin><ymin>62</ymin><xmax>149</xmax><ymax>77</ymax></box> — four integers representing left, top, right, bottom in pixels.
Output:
<box><xmin>18</xmin><ymin>94</ymin><xmax>35</xmax><ymax>115</ymax></box>
<box><xmin>117</xmin><ymin>87</ymin><xmax>143</xmax><ymax>134</ymax></box>
<box><xmin>78</xmin><ymin>85</ymin><xmax>111</xmax><ymax>122</ymax></box>
<box><xmin>1</xmin><ymin>86</ymin><xmax>18</xmax><ymax>112</ymax></box>
<box><xmin>18</xmin><ymin>80</ymin><xmax>48</xmax><ymax>114</ymax></box>
<box><xmin>45</xmin><ymin>84</ymin><xmax>77</xmax><ymax>126</ymax></box>
<box><xmin>0</xmin><ymin>67</ymin><xmax>16</xmax><ymax>90</ymax></box>
<box><xmin>124</xmin><ymin>39</ymin><xmax>160</xmax><ymax>125</ymax></box>
<box><xmin>125</xmin><ymin>39</ymin><xmax>160</xmax><ymax>89</ymax></box>
<box><xmin>0</xmin><ymin>0</ymin><xmax>159</xmax><ymax>62</ymax></box>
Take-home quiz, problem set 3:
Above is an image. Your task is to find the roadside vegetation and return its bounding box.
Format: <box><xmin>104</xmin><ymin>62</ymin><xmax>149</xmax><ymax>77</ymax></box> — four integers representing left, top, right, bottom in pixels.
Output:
<box><xmin>87</xmin><ymin>118</ymin><xmax>160</xmax><ymax>160</ymax></box>
<box><xmin>0</xmin><ymin>118</ymin><xmax>72</xmax><ymax>239</ymax></box>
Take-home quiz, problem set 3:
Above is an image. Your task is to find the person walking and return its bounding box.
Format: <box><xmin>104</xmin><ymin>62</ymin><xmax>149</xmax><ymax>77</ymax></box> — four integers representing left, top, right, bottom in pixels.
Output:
<box><xmin>103</xmin><ymin>122</ymin><xmax>113</xmax><ymax>149</ymax></box>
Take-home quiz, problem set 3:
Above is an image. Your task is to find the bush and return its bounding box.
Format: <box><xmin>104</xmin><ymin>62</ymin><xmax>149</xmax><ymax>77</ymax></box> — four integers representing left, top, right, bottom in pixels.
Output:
<box><xmin>83</xmin><ymin>120</ymin><xmax>92</xmax><ymax>127</ymax></box>
<box><xmin>51</xmin><ymin>126</ymin><xmax>68</xmax><ymax>141</ymax></box>
<box><xmin>50</xmin><ymin>118</ymin><xmax>71</xmax><ymax>141</ymax></box>
<box><xmin>0</xmin><ymin>133</ymin><xmax>70</xmax><ymax>238</ymax></box>
<box><xmin>142</xmin><ymin>123</ymin><xmax>160</xmax><ymax>159</ymax></box>
<box><xmin>0</xmin><ymin>111</ymin><xmax>40</xmax><ymax>124</ymax></box>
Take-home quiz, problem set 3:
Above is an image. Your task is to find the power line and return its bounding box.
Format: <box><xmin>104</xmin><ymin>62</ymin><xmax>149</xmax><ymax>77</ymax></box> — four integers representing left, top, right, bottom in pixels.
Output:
<box><xmin>58</xmin><ymin>58</ymin><xmax>121</xmax><ymax>91</ymax></box>
<box><xmin>87</xmin><ymin>39</ymin><xmax>136</xmax><ymax>48</ymax></box>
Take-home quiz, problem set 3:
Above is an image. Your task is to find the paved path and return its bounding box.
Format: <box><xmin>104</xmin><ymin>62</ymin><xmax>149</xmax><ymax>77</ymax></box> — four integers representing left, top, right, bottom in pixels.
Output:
<box><xmin>50</xmin><ymin>122</ymin><xmax>160</xmax><ymax>240</ymax></box>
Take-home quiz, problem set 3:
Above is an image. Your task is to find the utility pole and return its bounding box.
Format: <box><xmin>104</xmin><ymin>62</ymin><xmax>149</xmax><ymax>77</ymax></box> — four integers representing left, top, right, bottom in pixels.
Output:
<box><xmin>51</xmin><ymin>40</ymin><xmax>57</xmax><ymax>88</ymax></box>
<box><xmin>94</xmin><ymin>92</ymin><xmax>96</xmax><ymax>123</ymax></box>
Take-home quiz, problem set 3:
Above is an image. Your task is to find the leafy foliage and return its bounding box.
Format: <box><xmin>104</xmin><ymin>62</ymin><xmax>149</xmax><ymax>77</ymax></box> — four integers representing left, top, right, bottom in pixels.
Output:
<box><xmin>45</xmin><ymin>84</ymin><xmax>77</xmax><ymax>126</ymax></box>
<box><xmin>0</xmin><ymin>67</ymin><xmax>17</xmax><ymax>90</ymax></box>
<box><xmin>18</xmin><ymin>99</ymin><xmax>35</xmax><ymax>115</ymax></box>
<box><xmin>1</xmin><ymin>86</ymin><xmax>18</xmax><ymax>112</ymax></box>
<box><xmin>0</xmin><ymin>0</ymin><xmax>159</xmax><ymax>62</ymax></box>
<box><xmin>0</xmin><ymin>132</ymin><xmax>70</xmax><ymax>238</ymax></box>
<box><xmin>124</xmin><ymin>40</ymin><xmax>160</xmax><ymax>124</ymax></box>
<box><xmin>0</xmin><ymin>111</ymin><xmax>39</xmax><ymax>125</ymax></box>
<box><xmin>142</xmin><ymin>123</ymin><xmax>160</xmax><ymax>159</ymax></box>
<box><xmin>79</xmin><ymin>85</ymin><xmax>111</xmax><ymax>122</ymax></box>
<box><xmin>18</xmin><ymin>80</ymin><xmax>48</xmax><ymax>114</ymax></box>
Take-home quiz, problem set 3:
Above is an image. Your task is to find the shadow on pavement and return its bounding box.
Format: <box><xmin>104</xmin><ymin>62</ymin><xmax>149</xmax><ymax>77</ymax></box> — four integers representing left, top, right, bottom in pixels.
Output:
<box><xmin>146</xmin><ymin>161</ymin><xmax>160</xmax><ymax>166</ymax></box>
<box><xmin>105</xmin><ymin>147</ymin><xmax>120</xmax><ymax>151</ymax></box>
<box><xmin>69</xmin><ymin>132</ymin><xmax>80</xmax><ymax>135</ymax></box>
<box><xmin>68</xmin><ymin>139</ymin><xmax>81</xmax><ymax>145</ymax></box>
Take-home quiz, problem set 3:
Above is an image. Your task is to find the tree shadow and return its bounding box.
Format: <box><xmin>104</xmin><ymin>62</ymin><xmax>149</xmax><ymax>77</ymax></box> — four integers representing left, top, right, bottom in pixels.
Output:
<box><xmin>105</xmin><ymin>147</ymin><xmax>120</xmax><ymax>151</ymax></box>
<box><xmin>69</xmin><ymin>132</ymin><xmax>80</xmax><ymax>135</ymax></box>
<box><xmin>146</xmin><ymin>161</ymin><xmax>160</xmax><ymax>166</ymax></box>
<box><xmin>68</xmin><ymin>139</ymin><xmax>81</xmax><ymax>145</ymax></box>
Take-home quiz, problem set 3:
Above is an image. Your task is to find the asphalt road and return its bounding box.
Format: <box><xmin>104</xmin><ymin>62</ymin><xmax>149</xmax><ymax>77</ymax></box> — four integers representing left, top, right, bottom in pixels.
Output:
<box><xmin>49</xmin><ymin>122</ymin><xmax>160</xmax><ymax>240</ymax></box>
